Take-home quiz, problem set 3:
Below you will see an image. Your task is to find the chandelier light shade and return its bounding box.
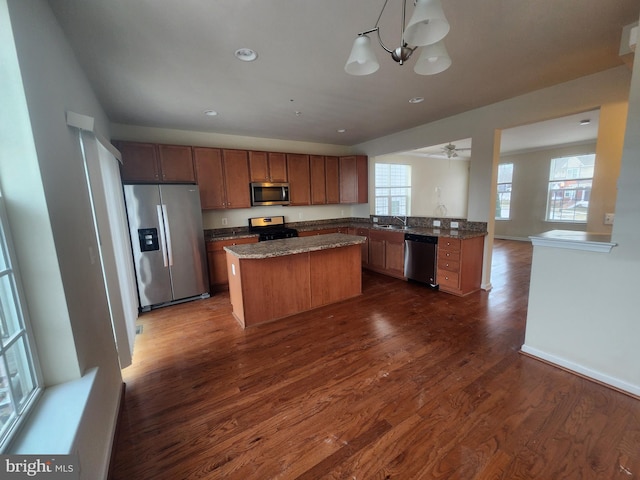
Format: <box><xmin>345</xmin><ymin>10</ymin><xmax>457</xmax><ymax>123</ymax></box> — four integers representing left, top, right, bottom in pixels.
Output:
<box><xmin>345</xmin><ymin>35</ymin><xmax>380</xmax><ymax>75</ymax></box>
<box><xmin>413</xmin><ymin>40</ymin><xmax>451</xmax><ymax>75</ymax></box>
<box><xmin>344</xmin><ymin>0</ymin><xmax>451</xmax><ymax>76</ymax></box>
<box><xmin>404</xmin><ymin>0</ymin><xmax>450</xmax><ymax>47</ymax></box>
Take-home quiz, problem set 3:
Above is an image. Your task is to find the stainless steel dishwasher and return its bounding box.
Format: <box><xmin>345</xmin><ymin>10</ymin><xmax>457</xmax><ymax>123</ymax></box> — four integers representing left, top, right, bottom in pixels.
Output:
<box><xmin>404</xmin><ymin>233</ymin><xmax>438</xmax><ymax>287</ymax></box>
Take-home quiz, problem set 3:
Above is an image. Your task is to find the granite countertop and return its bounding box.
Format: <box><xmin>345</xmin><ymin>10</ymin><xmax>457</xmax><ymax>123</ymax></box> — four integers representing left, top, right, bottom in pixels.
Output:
<box><xmin>370</xmin><ymin>225</ymin><xmax>486</xmax><ymax>240</ymax></box>
<box><xmin>207</xmin><ymin>220</ymin><xmax>486</xmax><ymax>243</ymax></box>
<box><xmin>224</xmin><ymin>233</ymin><xmax>366</xmax><ymax>259</ymax></box>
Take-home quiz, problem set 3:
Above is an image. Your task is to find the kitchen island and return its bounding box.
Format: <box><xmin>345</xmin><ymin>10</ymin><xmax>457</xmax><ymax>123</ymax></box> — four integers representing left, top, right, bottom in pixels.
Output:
<box><xmin>224</xmin><ymin>233</ymin><xmax>366</xmax><ymax>328</ymax></box>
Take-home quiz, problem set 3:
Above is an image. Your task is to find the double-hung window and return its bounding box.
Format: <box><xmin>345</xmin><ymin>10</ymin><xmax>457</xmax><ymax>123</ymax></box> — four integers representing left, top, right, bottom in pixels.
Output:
<box><xmin>374</xmin><ymin>163</ymin><xmax>411</xmax><ymax>216</ymax></box>
<box><xmin>546</xmin><ymin>154</ymin><xmax>595</xmax><ymax>223</ymax></box>
<box><xmin>0</xmin><ymin>192</ymin><xmax>42</xmax><ymax>450</ymax></box>
<box><xmin>495</xmin><ymin>163</ymin><xmax>513</xmax><ymax>220</ymax></box>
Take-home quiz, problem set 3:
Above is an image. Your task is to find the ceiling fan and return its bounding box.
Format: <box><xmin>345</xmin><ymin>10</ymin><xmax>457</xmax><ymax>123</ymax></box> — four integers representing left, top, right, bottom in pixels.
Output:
<box><xmin>442</xmin><ymin>142</ymin><xmax>471</xmax><ymax>158</ymax></box>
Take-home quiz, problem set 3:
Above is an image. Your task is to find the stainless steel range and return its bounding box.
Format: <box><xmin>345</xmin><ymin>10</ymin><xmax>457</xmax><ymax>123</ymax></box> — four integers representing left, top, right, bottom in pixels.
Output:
<box><xmin>248</xmin><ymin>215</ymin><xmax>298</xmax><ymax>241</ymax></box>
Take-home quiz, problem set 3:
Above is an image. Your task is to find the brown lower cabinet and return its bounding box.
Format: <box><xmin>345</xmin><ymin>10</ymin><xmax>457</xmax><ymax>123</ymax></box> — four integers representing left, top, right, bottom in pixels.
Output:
<box><xmin>367</xmin><ymin>229</ymin><xmax>405</xmax><ymax>279</ymax></box>
<box><xmin>437</xmin><ymin>236</ymin><xmax>485</xmax><ymax>296</ymax></box>
<box><xmin>348</xmin><ymin>227</ymin><xmax>369</xmax><ymax>266</ymax></box>
<box><xmin>207</xmin><ymin>237</ymin><xmax>258</xmax><ymax>291</ymax></box>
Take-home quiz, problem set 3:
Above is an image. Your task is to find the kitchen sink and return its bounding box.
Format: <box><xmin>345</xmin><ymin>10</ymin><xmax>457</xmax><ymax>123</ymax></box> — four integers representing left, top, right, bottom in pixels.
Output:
<box><xmin>377</xmin><ymin>224</ymin><xmax>411</xmax><ymax>230</ymax></box>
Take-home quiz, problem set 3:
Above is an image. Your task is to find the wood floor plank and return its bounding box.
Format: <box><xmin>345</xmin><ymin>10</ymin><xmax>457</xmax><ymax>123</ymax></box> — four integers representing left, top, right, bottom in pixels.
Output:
<box><xmin>109</xmin><ymin>240</ymin><xmax>640</xmax><ymax>479</ymax></box>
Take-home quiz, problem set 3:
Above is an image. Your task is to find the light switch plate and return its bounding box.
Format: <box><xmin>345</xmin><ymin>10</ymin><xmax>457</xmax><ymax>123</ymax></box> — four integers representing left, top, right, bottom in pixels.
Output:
<box><xmin>433</xmin><ymin>220</ymin><xmax>441</xmax><ymax>227</ymax></box>
<box><xmin>450</xmin><ymin>221</ymin><xmax>459</xmax><ymax>229</ymax></box>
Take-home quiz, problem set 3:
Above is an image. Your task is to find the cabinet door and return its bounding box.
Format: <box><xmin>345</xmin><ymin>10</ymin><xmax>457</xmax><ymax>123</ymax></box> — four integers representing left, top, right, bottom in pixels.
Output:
<box><xmin>325</xmin><ymin>156</ymin><xmax>340</xmax><ymax>204</ymax></box>
<box><xmin>222</xmin><ymin>150</ymin><xmax>251</xmax><ymax>208</ymax></box>
<box><xmin>385</xmin><ymin>237</ymin><xmax>405</xmax><ymax>277</ymax></box>
<box><xmin>268</xmin><ymin>153</ymin><xmax>288</xmax><ymax>182</ymax></box>
<box><xmin>287</xmin><ymin>154</ymin><xmax>311</xmax><ymax>206</ymax></box>
<box><xmin>248</xmin><ymin>151</ymin><xmax>269</xmax><ymax>182</ymax></box>
<box><xmin>207</xmin><ymin>237</ymin><xmax>258</xmax><ymax>289</ymax></box>
<box><xmin>310</xmin><ymin>155</ymin><xmax>327</xmax><ymax>205</ymax></box>
<box><xmin>368</xmin><ymin>236</ymin><xmax>385</xmax><ymax>270</ymax></box>
<box><xmin>193</xmin><ymin>147</ymin><xmax>225</xmax><ymax>209</ymax></box>
<box><xmin>339</xmin><ymin>155</ymin><xmax>368</xmax><ymax>204</ymax></box>
<box><xmin>118</xmin><ymin>142</ymin><xmax>160</xmax><ymax>183</ymax></box>
<box><xmin>157</xmin><ymin>144</ymin><xmax>195</xmax><ymax>182</ymax></box>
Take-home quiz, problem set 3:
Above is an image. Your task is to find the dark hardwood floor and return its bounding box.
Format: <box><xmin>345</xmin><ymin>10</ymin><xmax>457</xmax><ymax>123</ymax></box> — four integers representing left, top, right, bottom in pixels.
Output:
<box><xmin>110</xmin><ymin>239</ymin><xmax>640</xmax><ymax>479</ymax></box>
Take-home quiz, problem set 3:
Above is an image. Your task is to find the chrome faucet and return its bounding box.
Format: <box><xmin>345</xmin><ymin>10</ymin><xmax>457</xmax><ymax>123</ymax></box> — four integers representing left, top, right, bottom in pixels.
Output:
<box><xmin>394</xmin><ymin>215</ymin><xmax>408</xmax><ymax>227</ymax></box>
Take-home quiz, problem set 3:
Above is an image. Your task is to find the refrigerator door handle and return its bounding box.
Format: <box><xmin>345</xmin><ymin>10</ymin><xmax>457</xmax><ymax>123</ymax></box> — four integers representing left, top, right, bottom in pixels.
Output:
<box><xmin>162</xmin><ymin>204</ymin><xmax>174</xmax><ymax>267</ymax></box>
<box><xmin>157</xmin><ymin>204</ymin><xmax>169</xmax><ymax>267</ymax></box>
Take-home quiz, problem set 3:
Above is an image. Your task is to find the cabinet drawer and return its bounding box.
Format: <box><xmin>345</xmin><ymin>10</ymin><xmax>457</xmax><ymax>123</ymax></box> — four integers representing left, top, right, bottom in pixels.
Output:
<box><xmin>439</xmin><ymin>258</ymin><xmax>460</xmax><ymax>272</ymax></box>
<box><xmin>439</xmin><ymin>238</ymin><xmax>461</xmax><ymax>251</ymax></box>
<box><xmin>439</xmin><ymin>249</ymin><xmax>460</xmax><ymax>263</ymax></box>
<box><xmin>437</xmin><ymin>269</ymin><xmax>460</xmax><ymax>288</ymax></box>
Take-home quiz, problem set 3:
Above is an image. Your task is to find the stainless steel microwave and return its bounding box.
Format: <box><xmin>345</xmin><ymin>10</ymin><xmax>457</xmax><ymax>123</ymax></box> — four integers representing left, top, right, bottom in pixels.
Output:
<box><xmin>250</xmin><ymin>182</ymin><xmax>290</xmax><ymax>206</ymax></box>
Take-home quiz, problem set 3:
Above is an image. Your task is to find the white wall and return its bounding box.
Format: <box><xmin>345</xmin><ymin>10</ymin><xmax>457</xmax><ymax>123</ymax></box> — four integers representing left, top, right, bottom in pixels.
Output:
<box><xmin>356</xmin><ymin>67</ymin><xmax>632</xmax><ymax>288</ymax></box>
<box><xmin>371</xmin><ymin>153</ymin><xmax>470</xmax><ymax>218</ymax></box>
<box><xmin>2</xmin><ymin>0</ymin><xmax>123</xmax><ymax>476</ymax></box>
<box><xmin>521</xmin><ymin>22</ymin><xmax>640</xmax><ymax>396</ymax></box>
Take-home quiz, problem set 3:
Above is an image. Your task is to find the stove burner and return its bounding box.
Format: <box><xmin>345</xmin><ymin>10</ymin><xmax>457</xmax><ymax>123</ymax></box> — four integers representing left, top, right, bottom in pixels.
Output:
<box><xmin>248</xmin><ymin>215</ymin><xmax>298</xmax><ymax>242</ymax></box>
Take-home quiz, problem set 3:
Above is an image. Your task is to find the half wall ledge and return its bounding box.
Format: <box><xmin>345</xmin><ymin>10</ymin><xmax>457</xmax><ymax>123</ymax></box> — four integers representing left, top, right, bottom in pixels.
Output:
<box><xmin>529</xmin><ymin>229</ymin><xmax>617</xmax><ymax>253</ymax></box>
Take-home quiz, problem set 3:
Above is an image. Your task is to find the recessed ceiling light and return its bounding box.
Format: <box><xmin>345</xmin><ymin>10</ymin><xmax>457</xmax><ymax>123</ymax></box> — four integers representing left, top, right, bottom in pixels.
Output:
<box><xmin>203</xmin><ymin>110</ymin><xmax>218</xmax><ymax>116</ymax></box>
<box><xmin>579</xmin><ymin>119</ymin><xmax>591</xmax><ymax>125</ymax></box>
<box><xmin>234</xmin><ymin>48</ymin><xmax>258</xmax><ymax>62</ymax></box>
<box><xmin>337</xmin><ymin>128</ymin><xmax>346</xmax><ymax>133</ymax></box>
<box><xmin>409</xmin><ymin>97</ymin><xmax>424</xmax><ymax>104</ymax></box>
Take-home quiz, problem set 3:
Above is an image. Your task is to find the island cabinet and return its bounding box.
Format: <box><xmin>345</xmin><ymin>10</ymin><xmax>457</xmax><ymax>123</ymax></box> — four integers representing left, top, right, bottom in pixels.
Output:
<box><xmin>287</xmin><ymin>154</ymin><xmax>311</xmax><ymax>205</ymax></box>
<box><xmin>249</xmin><ymin>151</ymin><xmax>287</xmax><ymax>182</ymax></box>
<box><xmin>225</xmin><ymin>234</ymin><xmax>364</xmax><ymax>328</ymax></box>
<box><xmin>117</xmin><ymin>141</ymin><xmax>195</xmax><ymax>183</ymax></box>
<box><xmin>437</xmin><ymin>235</ymin><xmax>485</xmax><ymax>296</ymax></box>
<box><xmin>367</xmin><ymin>229</ymin><xmax>405</xmax><ymax>279</ymax></box>
<box><xmin>340</xmin><ymin>155</ymin><xmax>368</xmax><ymax>204</ymax></box>
<box><xmin>193</xmin><ymin>147</ymin><xmax>251</xmax><ymax>209</ymax></box>
<box><xmin>207</xmin><ymin>237</ymin><xmax>258</xmax><ymax>290</ymax></box>
<box><xmin>348</xmin><ymin>227</ymin><xmax>369</xmax><ymax>266</ymax></box>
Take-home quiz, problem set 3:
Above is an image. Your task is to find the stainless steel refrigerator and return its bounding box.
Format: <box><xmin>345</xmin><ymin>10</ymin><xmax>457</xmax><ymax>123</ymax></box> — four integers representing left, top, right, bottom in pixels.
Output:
<box><xmin>124</xmin><ymin>184</ymin><xmax>209</xmax><ymax>311</ymax></box>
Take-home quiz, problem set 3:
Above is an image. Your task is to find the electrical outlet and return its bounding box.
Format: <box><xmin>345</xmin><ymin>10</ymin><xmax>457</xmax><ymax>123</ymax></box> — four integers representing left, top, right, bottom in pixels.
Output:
<box><xmin>221</xmin><ymin>218</ymin><xmax>228</xmax><ymax>226</ymax></box>
<box><xmin>373</xmin><ymin>217</ymin><xmax>378</xmax><ymax>223</ymax></box>
<box><xmin>450</xmin><ymin>221</ymin><xmax>459</xmax><ymax>229</ymax></box>
<box><xmin>298</xmin><ymin>212</ymin><xmax>303</xmax><ymax>219</ymax></box>
<box><xmin>341</xmin><ymin>209</ymin><xmax>345</xmax><ymax>217</ymax></box>
<box><xmin>604</xmin><ymin>213</ymin><xmax>615</xmax><ymax>225</ymax></box>
<box><xmin>433</xmin><ymin>220</ymin><xmax>441</xmax><ymax>227</ymax></box>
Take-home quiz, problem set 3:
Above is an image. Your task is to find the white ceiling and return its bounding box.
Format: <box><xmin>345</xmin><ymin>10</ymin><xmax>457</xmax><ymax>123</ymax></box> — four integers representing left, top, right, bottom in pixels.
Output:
<box><xmin>398</xmin><ymin>108</ymin><xmax>601</xmax><ymax>159</ymax></box>
<box><xmin>47</xmin><ymin>1</ymin><xmax>638</xmax><ymax>147</ymax></box>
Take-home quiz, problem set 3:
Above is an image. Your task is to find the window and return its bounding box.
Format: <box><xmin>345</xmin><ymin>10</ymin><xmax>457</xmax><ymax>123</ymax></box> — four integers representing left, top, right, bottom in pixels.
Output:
<box><xmin>375</xmin><ymin>163</ymin><xmax>411</xmax><ymax>216</ymax></box>
<box><xmin>546</xmin><ymin>154</ymin><xmax>595</xmax><ymax>223</ymax></box>
<box><xmin>0</xmin><ymin>192</ymin><xmax>42</xmax><ymax>450</ymax></box>
<box><xmin>495</xmin><ymin>163</ymin><xmax>513</xmax><ymax>220</ymax></box>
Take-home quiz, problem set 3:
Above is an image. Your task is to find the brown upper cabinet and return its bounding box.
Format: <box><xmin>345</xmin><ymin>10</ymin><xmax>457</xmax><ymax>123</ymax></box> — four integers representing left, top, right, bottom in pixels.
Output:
<box><xmin>325</xmin><ymin>156</ymin><xmax>340</xmax><ymax>204</ymax></box>
<box><xmin>287</xmin><ymin>154</ymin><xmax>311</xmax><ymax>206</ymax></box>
<box><xmin>118</xmin><ymin>141</ymin><xmax>195</xmax><ymax>183</ymax></box>
<box><xmin>339</xmin><ymin>155</ymin><xmax>368</xmax><ymax>204</ymax></box>
<box><xmin>310</xmin><ymin>155</ymin><xmax>327</xmax><ymax>205</ymax></box>
<box><xmin>309</xmin><ymin>155</ymin><xmax>342</xmax><ymax>205</ymax></box>
<box><xmin>249</xmin><ymin>151</ymin><xmax>287</xmax><ymax>183</ymax></box>
<box><xmin>193</xmin><ymin>147</ymin><xmax>251</xmax><ymax>209</ymax></box>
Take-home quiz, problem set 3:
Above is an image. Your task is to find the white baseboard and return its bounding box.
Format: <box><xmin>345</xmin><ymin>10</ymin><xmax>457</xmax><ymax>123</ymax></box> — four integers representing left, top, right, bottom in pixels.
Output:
<box><xmin>521</xmin><ymin>345</ymin><xmax>640</xmax><ymax>398</ymax></box>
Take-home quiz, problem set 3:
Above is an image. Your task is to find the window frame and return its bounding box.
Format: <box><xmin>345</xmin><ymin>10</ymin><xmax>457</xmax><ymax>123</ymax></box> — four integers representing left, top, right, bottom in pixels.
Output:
<box><xmin>374</xmin><ymin>163</ymin><xmax>411</xmax><ymax>216</ymax></box>
<box><xmin>0</xmin><ymin>192</ymin><xmax>43</xmax><ymax>452</ymax></box>
<box><xmin>545</xmin><ymin>154</ymin><xmax>595</xmax><ymax>224</ymax></box>
<box><xmin>495</xmin><ymin>162</ymin><xmax>514</xmax><ymax>220</ymax></box>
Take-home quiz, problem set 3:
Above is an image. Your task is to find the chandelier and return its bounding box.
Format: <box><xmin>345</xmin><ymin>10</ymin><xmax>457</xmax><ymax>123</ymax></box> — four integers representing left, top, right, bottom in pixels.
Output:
<box><xmin>345</xmin><ymin>0</ymin><xmax>451</xmax><ymax>76</ymax></box>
